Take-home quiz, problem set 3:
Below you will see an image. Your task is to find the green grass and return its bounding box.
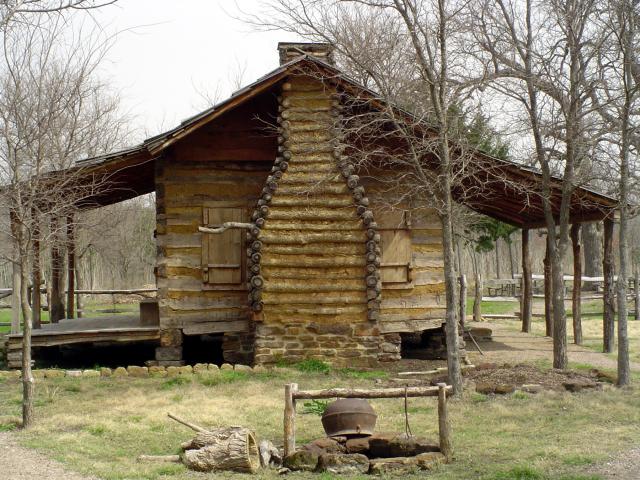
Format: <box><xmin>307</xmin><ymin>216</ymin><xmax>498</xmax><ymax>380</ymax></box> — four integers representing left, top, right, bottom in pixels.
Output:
<box><xmin>0</xmin><ymin>366</ymin><xmax>637</xmax><ymax>480</ymax></box>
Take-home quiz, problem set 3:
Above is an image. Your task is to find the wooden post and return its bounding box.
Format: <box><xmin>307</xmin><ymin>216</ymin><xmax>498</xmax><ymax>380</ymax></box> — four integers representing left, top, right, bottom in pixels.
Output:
<box><xmin>543</xmin><ymin>236</ymin><xmax>553</xmax><ymax>337</ymax></box>
<box><xmin>570</xmin><ymin>224</ymin><xmax>582</xmax><ymax>344</ymax></box>
<box><xmin>66</xmin><ymin>215</ymin><xmax>75</xmax><ymax>319</ymax></box>
<box><xmin>634</xmin><ymin>268</ymin><xmax>639</xmax><ymax>321</ymax></box>
<box><xmin>10</xmin><ymin>211</ymin><xmax>21</xmax><ymax>334</ymax></box>
<box><xmin>603</xmin><ymin>218</ymin><xmax>615</xmax><ymax>353</ymax></box>
<box><xmin>458</xmin><ymin>274</ymin><xmax>467</xmax><ymax>331</ymax></box>
<box><xmin>50</xmin><ymin>217</ymin><xmax>65</xmax><ymax>322</ymax></box>
<box><xmin>31</xmin><ymin>213</ymin><xmax>41</xmax><ymax>330</ymax></box>
<box><xmin>437</xmin><ymin>383</ymin><xmax>452</xmax><ymax>462</ymax></box>
<box><xmin>283</xmin><ymin>383</ymin><xmax>298</xmax><ymax>458</ymax></box>
<box><xmin>521</xmin><ymin>228</ymin><xmax>532</xmax><ymax>333</ymax></box>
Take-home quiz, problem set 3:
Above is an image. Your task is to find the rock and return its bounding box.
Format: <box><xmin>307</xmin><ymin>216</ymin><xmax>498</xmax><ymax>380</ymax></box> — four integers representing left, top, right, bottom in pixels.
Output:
<box><xmin>302</xmin><ymin>437</ymin><xmax>346</xmax><ymax>455</ymax></box>
<box><xmin>495</xmin><ymin>384</ymin><xmax>516</xmax><ymax>394</ymax></box>
<box><xmin>44</xmin><ymin>369</ymin><xmax>65</xmax><ymax>378</ymax></box>
<box><xmin>345</xmin><ymin>437</ymin><xmax>371</xmax><ymax>455</ymax></box>
<box><xmin>112</xmin><ymin>367</ymin><xmax>128</xmax><ymax>377</ymax></box>
<box><xmin>177</xmin><ymin>365</ymin><xmax>193</xmax><ymax>375</ymax></box>
<box><xmin>234</xmin><ymin>364</ymin><xmax>252</xmax><ymax>372</ymax></box>
<box><xmin>369</xmin><ymin>434</ymin><xmax>440</xmax><ymax>458</ymax></box>
<box><xmin>207</xmin><ymin>364</ymin><xmax>219</xmax><ymax>371</ymax></box>
<box><xmin>127</xmin><ymin>366</ymin><xmax>149</xmax><ymax>378</ymax></box>
<box><xmin>253</xmin><ymin>365</ymin><xmax>267</xmax><ymax>373</ymax></box>
<box><xmin>563</xmin><ymin>379</ymin><xmax>598</xmax><ymax>392</ymax></box>
<box><xmin>166</xmin><ymin>366</ymin><xmax>180</xmax><ymax>377</ymax></box>
<box><xmin>277</xmin><ymin>467</ymin><xmax>290</xmax><ymax>475</ymax></box>
<box><xmin>520</xmin><ymin>384</ymin><xmax>542</xmax><ymax>394</ymax></box>
<box><xmin>369</xmin><ymin>456</ymin><xmax>420</xmax><ymax>474</ymax></box>
<box><xmin>99</xmin><ymin>368</ymin><xmax>112</xmax><ymax>378</ymax></box>
<box><xmin>32</xmin><ymin>370</ymin><xmax>45</xmax><ymax>378</ymax></box>
<box><xmin>193</xmin><ymin>363</ymin><xmax>208</xmax><ymax>373</ymax></box>
<box><xmin>66</xmin><ymin>370</ymin><xmax>82</xmax><ymax>377</ymax></box>
<box><xmin>220</xmin><ymin>363</ymin><xmax>233</xmax><ymax>371</ymax></box>
<box><xmin>316</xmin><ymin>453</ymin><xmax>369</xmax><ymax>474</ymax></box>
<box><xmin>148</xmin><ymin>366</ymin><xmax>167</xmax><ymax>377</ymax></box>
<box><xmin>283</xmin><ymin>450</ymin><xmax>319</xmax><ymax>472</ymax></box>
<box><xmin>475</xmin><ymin>362</ymin><xmax>498</xmax><ymax>371</ymax></box>
<box><xmin>469</xmin><ymin>327</ymin><xmax>492</xmax><ymax>340</ymax></box>
<box><xmin>415</xmin><ymin>452</ymin><xmax>446</xmax><ymax>470</ymax></box>
<box><xmin>591</xmin><ymin>369</ymin><xmax>617</xmax><ymax>384</ymax></box>
<box><xmin>82</xmin><ymin>369</ymin><xmax>100</xmax><ymax>378</ymax></box>
<box><xmin>475</xmin><ymin>382</ymin><xmax>495</xmax><ymax>394</ymax></box>
<box><xmin>259</xmin><ymin>439</ymin><xmax>282</xmax><ymax>468</ymax></box>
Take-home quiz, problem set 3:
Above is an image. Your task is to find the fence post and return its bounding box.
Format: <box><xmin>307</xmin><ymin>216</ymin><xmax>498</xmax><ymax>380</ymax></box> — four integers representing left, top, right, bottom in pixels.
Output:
<box><xmin>283</xmin><ymin>383</ymin><xmax>298</xmax><ymax>457</ymax></box>
<box><xmin>437</xmin><ymin>383</ymin><xmax>452</xmax><ymax>462</ymax></box>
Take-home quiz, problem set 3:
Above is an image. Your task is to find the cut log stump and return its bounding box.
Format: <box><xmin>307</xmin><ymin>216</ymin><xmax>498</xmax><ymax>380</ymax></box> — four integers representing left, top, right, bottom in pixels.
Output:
<box><xmin>181</xmin><ymin>426</ymin><xmax>260</xmax><ymax>473</ymax></box>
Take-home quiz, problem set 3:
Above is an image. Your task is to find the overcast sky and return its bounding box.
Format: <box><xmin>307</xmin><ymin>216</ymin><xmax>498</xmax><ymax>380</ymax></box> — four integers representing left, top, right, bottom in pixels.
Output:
<box><xmin>92</xmin><ymin>0</ymin><xmax>296</xmax><ymax>142</ymax></box>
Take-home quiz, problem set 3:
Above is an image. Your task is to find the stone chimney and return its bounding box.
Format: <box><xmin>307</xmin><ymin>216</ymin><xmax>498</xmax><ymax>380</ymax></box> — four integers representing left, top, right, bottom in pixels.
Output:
<box><xmin>278</xmin><ymin>42</ymin><xmax>335</xmax><ymax>66</ymax></box>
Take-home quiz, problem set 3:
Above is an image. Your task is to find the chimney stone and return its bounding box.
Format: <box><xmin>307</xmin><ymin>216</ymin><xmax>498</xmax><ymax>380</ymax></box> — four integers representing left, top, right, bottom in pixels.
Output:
<box><xmin>278</xmin><ymin>42</ymin><xmax>335</xmax><ymax>66</ymax></box>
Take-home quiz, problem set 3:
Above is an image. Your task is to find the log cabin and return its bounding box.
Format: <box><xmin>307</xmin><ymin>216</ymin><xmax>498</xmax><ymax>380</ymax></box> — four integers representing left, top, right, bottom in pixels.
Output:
<box><xmin>4</xmin><ymin>42</ymin><xmax>618</xmax><ymax>368</ymax></box>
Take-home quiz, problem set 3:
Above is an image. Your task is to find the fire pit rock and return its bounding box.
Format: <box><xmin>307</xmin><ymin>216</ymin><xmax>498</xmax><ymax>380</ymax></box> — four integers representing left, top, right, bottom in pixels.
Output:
<box><xmin>369</xmin><ymin>452</ymin><xmax>446</xmax><ymax>474</ymax></box>
<box><xmin>316</xmin><ymin>453</ymin><xmax>370</xmax><ymax>474</ymax></box>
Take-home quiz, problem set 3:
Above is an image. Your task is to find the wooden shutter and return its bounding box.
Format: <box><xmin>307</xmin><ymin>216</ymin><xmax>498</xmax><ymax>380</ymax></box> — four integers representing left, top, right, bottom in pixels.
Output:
<box><xmin>202</xmin><ymin>207</ymin><xmax>244</xmax><ymax>284</ymax></box>
<box><xmin>380</xmin><ymin>230</ymin><xmax>412</xmax><ymax>283</ymax></box>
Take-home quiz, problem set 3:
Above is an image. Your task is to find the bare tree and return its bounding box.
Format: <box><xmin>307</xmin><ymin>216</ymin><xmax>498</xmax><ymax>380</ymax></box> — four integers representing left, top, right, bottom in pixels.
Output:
<box><xmin>1</xmin><ymin>0</ymin><xmax>117</xmax><ymax>30</ymax></box>
<box><xmin>470</xmin><ymin>0</ymin><xmax>610</xmax><ymax>368</ymax></box>
<box><xmin>0</xmin><ymin>14</ymin><xmax>127</xmax><ymax>427</ymax></box>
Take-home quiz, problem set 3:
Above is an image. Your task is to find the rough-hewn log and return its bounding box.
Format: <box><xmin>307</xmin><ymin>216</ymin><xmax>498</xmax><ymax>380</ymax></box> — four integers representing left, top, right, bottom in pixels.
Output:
<box><xmin>181</xmin><ymin>427</ymin><xmax>259</xmax><ymax>474</ymax></box>
<box><xmin>437</xmin><ymin>383</ymin><xmax>452</xmax><ymax>462</ymax></box>
<box><xmin>543</xmin><ymin>238</ymin><xmax>552</xmax><ymax>337</ymax></box>
<box><xmin>293</xmin><ymin>385</ymin><xmax>452</xmax><ymax>399</ymax></box>
<box><xmin>284</xmin><ymin>383</ymin><xmax>298</xmax><ymax>458</ymax></box>
<box><xmin>603</xmin><ymin>218</ymin><xmax>615</xmax><ymax>353</ymax></box>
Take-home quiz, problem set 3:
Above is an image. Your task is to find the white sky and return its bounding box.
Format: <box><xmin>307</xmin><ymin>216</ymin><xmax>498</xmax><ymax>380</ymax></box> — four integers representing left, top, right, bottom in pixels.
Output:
<box><xmin>91</xmin><ymin>0</ymin><xmax>296</xmax><ymax>142</ymax></box>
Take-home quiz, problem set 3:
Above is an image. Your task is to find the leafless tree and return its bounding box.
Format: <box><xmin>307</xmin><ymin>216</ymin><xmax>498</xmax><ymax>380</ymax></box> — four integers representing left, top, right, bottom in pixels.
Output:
<box><xmin>468</xmin><ymin>0</ymin><xmax>612</xmax><ymax>368</ymax></box>
<box><xmin>0</xmin><ymin>14</ymin><xmax>128</xmax><ymax>427</ymax></box>
<box><xmin>1</xmin><ymin>0</ymin><xmax>117</xmax><ymax>30</ymax></box>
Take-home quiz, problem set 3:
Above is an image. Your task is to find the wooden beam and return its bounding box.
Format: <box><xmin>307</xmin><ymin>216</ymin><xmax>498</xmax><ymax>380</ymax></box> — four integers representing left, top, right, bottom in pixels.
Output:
<box><xmin>31</xmin><ymin>211</ymin><xmax>41</xmax><ymax>330</ymax></box>
<box><xmin>437</xmin><ymin>383</ymin><xmax>453</xmax><ymax>462</ymax></box>
<box><xmin>544</xmin><ymin>236</ymin><xmax>553</xmax><ymax>337</ymax></box>
<box><xmin>603</xmin><ymin>218</ymin><xmax>615</xmax><ymax>353</ymax></box>
<box><xmin>9</xmin><ymin>211</ymin><xmax>21</xmax><ymax>334</ymax></box>
<box><xmin>521</xmin><ymin>228</ymin><xmax>532</xmax><ymax>333</ymax></box>
<box><xmin>67</xmin><ymin>215</ymin><xmax>75</xmax><ymax>319</ymax></box>
<box><xmin>283</xmin><ymin>383</ymin><xmax>298</xmax><ymax>458</ymax></box>
<box><xmin>570</xmin><ymin>224</ymin><xmax>582</xmax><ymax>344</ymax></box>
<box><xmin>50</xmin><ymin>217</ymin><xmax>65</xmax><ymax>323</ymax></box>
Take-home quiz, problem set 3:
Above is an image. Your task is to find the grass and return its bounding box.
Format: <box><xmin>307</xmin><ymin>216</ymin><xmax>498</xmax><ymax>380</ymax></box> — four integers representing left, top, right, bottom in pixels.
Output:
<box><xmin>0</xmin><ymin>365</ymin><xmax>638</xmax><ymax>480</ymax></box>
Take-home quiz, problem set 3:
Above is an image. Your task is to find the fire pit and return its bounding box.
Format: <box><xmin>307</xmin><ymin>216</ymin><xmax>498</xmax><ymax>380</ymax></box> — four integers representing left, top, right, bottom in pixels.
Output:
<box><xmin>321</xmin><ymin>398</ymin><xmax>377</xmax><ymax>437</ymax></box>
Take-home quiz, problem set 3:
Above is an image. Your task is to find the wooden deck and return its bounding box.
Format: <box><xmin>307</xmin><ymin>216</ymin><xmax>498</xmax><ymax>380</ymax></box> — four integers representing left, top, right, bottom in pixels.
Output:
<box><xmin>4</xmin><ymin>315</ymin><xmax>160</xmax><ymax>368</ymax></box>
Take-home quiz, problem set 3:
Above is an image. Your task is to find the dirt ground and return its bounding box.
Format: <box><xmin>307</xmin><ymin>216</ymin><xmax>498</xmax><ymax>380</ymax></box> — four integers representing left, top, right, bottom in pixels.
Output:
<box><xmin>0</xmin><ymin>432</ymin><xmax>97</xmax><ymax>480</ymax></box>
<box><xmin>586</xmin><ymin>447</ymin><xmax>640</xmax><ymax>479</ymax></box>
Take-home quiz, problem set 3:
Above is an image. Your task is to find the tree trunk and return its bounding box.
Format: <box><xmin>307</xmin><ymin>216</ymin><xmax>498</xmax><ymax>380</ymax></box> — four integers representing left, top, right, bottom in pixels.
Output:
<box><xmin>10</xmin><ymin>213</ymin><xmax>21</xmax><ymax>334</ymax></box>
<box><xmin>75</xmin><ymin>257</ymin><xmax>83</xmax><ymax>319</ymax></box>
<box><xmin>571</xmin><ymin>224</ymin><xmax>582</xmax><ymax>344</ymax></box>
<box><xmin>495</xmin><ymin>239</ymin><xmax>501</xmax><ymax>279</ymax></box>
<box><xmin>634</xmin><ymin>267</ymin><xmax>639</xmax><ymax>321</ymax></box>
<box><xmin>543</xmin><ymin>238</ymin><xmax>553</xmax><ymax>337</ymax></box>
<box><xmin>603</xmin><ymin>218</ymin><xmax>615</xmax><ymax>353</ymax></box>
<box><xmin>181</xmin><ymin>427</ymin><xmax>260</xmax><ymax>473</ymax></box>
<box><xmin>582</xmin><ymin>222</ymin><xmax>602</xmax><ymax>285</ymax></box>
<box><xmin>550</xmin><ymin>240</ymin><xmax>568</xmax><ymax>369</ymax></box>
<box><xmin>459</xmin><ymin>274</ymin><xmax>467</xmax><ymax>331</ymax></box>
<box><xmin>441</xmin><ymin>201</ymin><xmax>463</xmax><ymax>394</ymax></box>
<box><xmin>20</xmin><ymin>253</ymin><xmax>34</xmax><ymax>429</ymax></box>
<box><xmin>473</xmin><ymin>271</ymin><xmax>482</xmax><ymax>322</ymax></box>
<box><xmin>508</xmin><ymin>236</ymin><xmax>515</xmax><ymax>278</ymax></box>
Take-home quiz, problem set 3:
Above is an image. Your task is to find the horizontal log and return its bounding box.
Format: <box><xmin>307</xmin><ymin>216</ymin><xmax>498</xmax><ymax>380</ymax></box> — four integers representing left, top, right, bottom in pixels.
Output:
<box><xmin>380</xmin><ymin>309</ymin><xmax>446</xmax><ymax>322</ymax></box>
<box><xmin>293</xmin><ymin>385</ymin><xmax>452</xmax><ymax>400</ymax></box>
<box><xmin>182</xmin><ymin>320</ymin><xmax>250</xmax><ymax>335</ymax></box>
<box><xmin>260</xmin><ymin>231</ymin><xmax>366</xmax><ymax>244</ymax></box>
<box><xmin>379</xmin><ymin>318</ymin><xmax>444</xmax><ymax>333</ymax></box>
<box><xmin>263</xmin><ymin>244</ymin><xmax>366</xmax><ymax>255</ymax></box>
<box><xmin>281</xmin><ymin>172</ymin><xmax>341</xmax><ymax>183</ymax></box>
<box><xmin>260</xmin><ymin>266</ymin><xmax>364</xmax><ymax>279</ymax></box>
<box><xmin>262</xmin><ymin>279</ymin><xmax>365</xmax><ymax>292</ymax></box>
<box><xmin>269</xmin><ymin>196</ymin><xmax>353</xmax><ymax>207</ymax></box>
<box><xmin>264</xmin><ymin>221</ymin><xmax>363</xmax><ymax>231</ymax></box>
<box><xmin>261</xmin><ymin>255</ymin><xmax>366</xmax><ymax>267</ymax></box>
<box><xmin>265</xmin><ymin>305</ymin><xmax>367</xmax><ymax>316</ymax></box>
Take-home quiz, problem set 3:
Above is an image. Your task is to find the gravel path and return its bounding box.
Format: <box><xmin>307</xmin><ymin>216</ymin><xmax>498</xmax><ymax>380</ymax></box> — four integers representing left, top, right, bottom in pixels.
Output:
<box><xmin>0</xmin><ymin>432</ymin><xmax>96</xmax><ymax>480</ymax></box>
<box><xmin>586</xmin><ymin>447</ymin><xmax>640</xmax><ymax>479</ymax></box>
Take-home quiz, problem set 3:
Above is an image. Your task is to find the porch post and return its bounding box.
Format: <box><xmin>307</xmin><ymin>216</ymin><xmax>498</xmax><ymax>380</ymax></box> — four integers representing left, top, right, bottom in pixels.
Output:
<box><xmin>10</xmin><ymin>211</ymin><xmax>21</xmax><ymax>334</ymax></box>
<box><xmin>66</xmin><ymin>215</ymin><xmax>75</xmax><ymax>319</ymax></box>
<box><xmin>544</xmin><ymin>233</ymin><xmax>553</xmax><ymax>337</ymax></box>
<box><xmin>50</xmin><ymin>216</ymin><xmax>65</xmax><ymax>322</ymax></box>
<box><xmin>603</xmin><ymin>218</ymin><xmax>615</xmax><ymax>353</ymax></box>
<box><xmin>570</xmin><ymin>224</ymin><xmax>582</xmax><ymax>344</ymax></box>
<box><xmin>521</xmin><ymin>228</ymin><xmax>532</xmax><ymax>333</ymax></box>
<box><xmin>32</xmin><ymin>210</ymin><xmax>42</xmax><ymax>329</ymax></box>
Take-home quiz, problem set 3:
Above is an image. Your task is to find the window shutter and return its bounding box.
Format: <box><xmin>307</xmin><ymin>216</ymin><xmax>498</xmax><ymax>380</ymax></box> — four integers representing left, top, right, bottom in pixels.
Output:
<box><xmin>380</xmin><ymin>230</ymin><xmax>412</xmax><ymax>283</ymax></box>
<box><xmin>202</xmin><ymin>207</ymin><xmax>244</xmax><ymax>284</ymax></box>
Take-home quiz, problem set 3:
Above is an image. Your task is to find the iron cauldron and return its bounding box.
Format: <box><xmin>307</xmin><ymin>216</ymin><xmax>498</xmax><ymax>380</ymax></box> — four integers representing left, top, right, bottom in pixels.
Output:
<box><xmin>321</xmin><ymin>398</ymin><xmax>377</xmax><ymax>437</ymax></box>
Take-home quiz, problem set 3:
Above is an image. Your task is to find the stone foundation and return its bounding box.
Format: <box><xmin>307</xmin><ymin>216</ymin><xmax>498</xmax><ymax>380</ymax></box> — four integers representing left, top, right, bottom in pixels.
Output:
<box><xmin>254</xmin><ymin>321</ymin><xmax>387</xmax><ymax>368</ymax></box>
<box><xmin>222</xmin><ymin>329</ymin><xmax>255</xmax><ymax>365</ymax></box>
